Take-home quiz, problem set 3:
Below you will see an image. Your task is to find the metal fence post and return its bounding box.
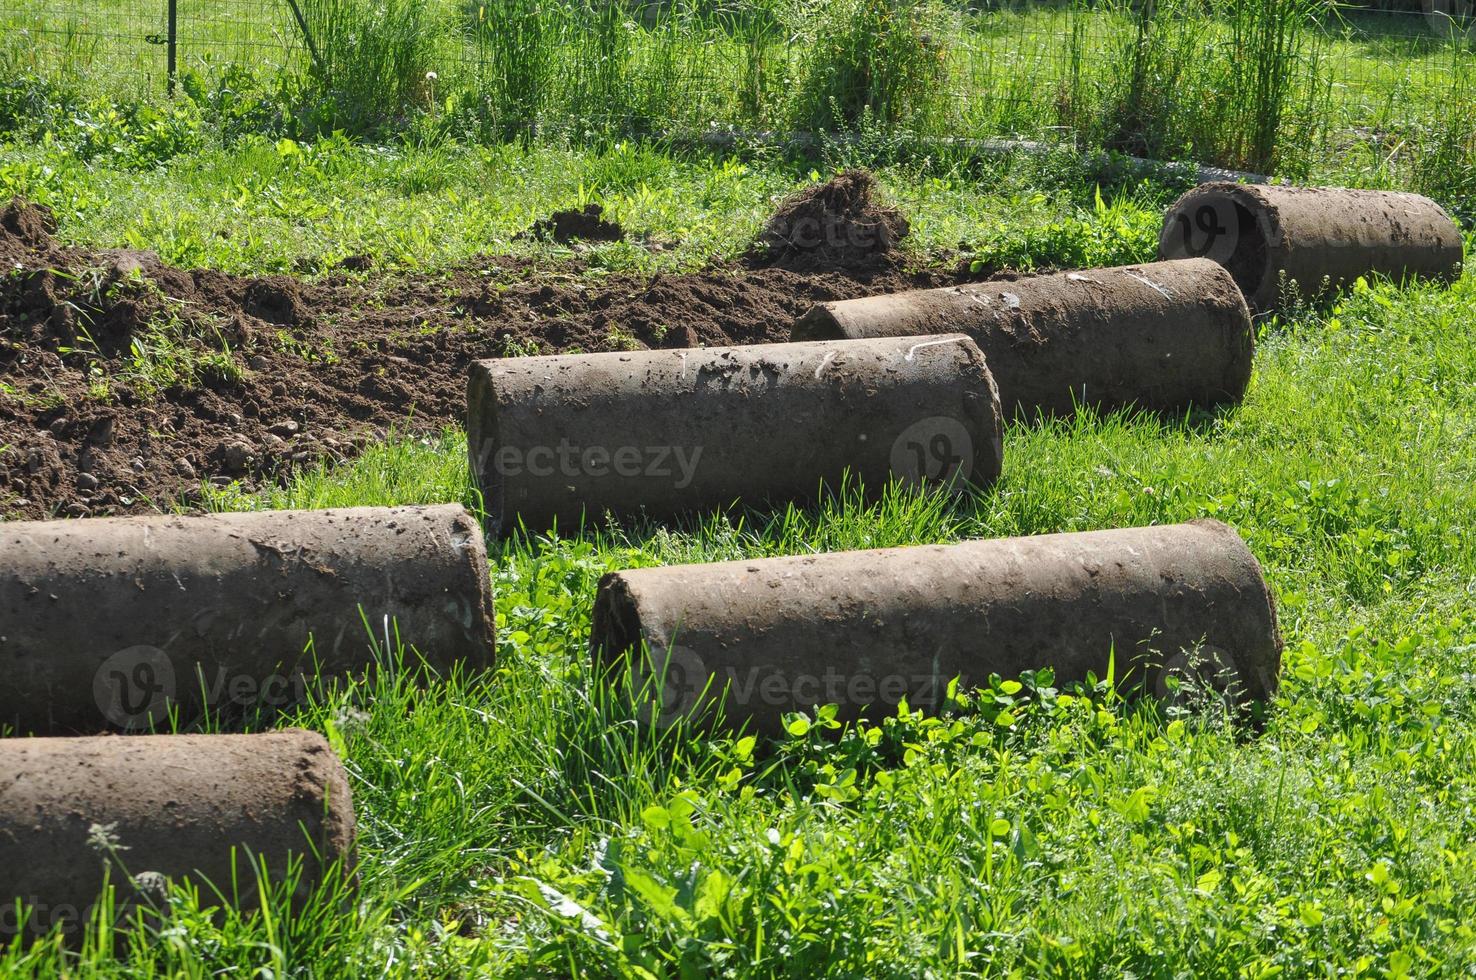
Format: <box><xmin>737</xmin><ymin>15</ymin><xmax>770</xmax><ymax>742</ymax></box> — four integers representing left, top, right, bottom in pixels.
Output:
<box><xmin>167</xmin><ymin>0</ymin><xmax>178</xmax><ymax>95</ymax></box>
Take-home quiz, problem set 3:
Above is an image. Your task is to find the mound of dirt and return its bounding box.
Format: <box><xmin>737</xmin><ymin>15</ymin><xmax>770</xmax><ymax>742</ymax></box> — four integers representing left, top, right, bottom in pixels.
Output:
<box><xmin>0</xmin><ymin>198</ymin><xmax>959</xmax><ymax>520</ymax></box>
<box><xmin>748</xmin><ymin>170</ymin><xmax>910</xmax><ymax>273</ymax></box>
<box><xmin>518</xmin><ymin>203</ymin><xmax>626</xmax><ymax>244</ymax></box>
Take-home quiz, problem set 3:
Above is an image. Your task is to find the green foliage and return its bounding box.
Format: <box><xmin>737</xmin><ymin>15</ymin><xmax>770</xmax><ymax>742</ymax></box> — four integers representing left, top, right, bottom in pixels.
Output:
<box><xmin>6</xmin><ymin>115</ymin><xmax>1476</xmax><ymax>975</ymax></box>
<box><xmin>68</xmin><ymin>100</ymin><xmax>208</xmax><ymax>168</ymax></box>
<box><xmin>1409</xmin><ymin>41</ymin><xmax>1476</xmax><ymax>221</ymax></box>
<box><xmin>467</xmin><ymin>0</ymin><xmax>564</xmax><ymax>141</ymax></box>
<box><xmin>1069</xmin><ymin>0</ymin><xmax>1330</xmax><ymax>175</ymax></box>
<box><xmin>3</xmin><ymin>0</ymin><xmax>1476</xmax><ymax>189</ymax></box>
<box><xmin>966</xmin><ymin>182</ymin><xmax>1163</xmax><ymax>272</ymax></box>
<box><xmin>784</xmin><ymin>0</ymin><xmax>955</xmax><ymax>134</ymax></box>
<box><xmin>292</xmin><ymin>0</ymin><xmax>445</xmax><ymax>133</ymax></box>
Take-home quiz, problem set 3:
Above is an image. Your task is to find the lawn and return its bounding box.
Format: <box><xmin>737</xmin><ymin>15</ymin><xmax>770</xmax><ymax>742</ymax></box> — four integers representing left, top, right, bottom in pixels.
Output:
<box><xmin>2</xmin><ymin>129</ymin><xmax>1475</xmax><ymax>974</ymax></box>
<box><xmin>3</xmin><ymin>0</ymin><xmax>1476</xmax><ymax>975</ymax></box>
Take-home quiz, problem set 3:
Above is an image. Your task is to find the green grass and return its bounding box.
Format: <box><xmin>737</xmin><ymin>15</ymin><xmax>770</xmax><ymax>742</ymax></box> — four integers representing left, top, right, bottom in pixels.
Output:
<box><xmin>15</xmin><ymin>271</ymin><xmax>1475</xmax><ymax>974</ymax></box>
<box><xmin>0</xmin><ymin>133</ymin><xmax>1184</xmax><ymax>275</ymax></box>
<box><xmin>3</xmin><ymin>125</ymin><xmax>1476</xmax><ymax>972</ymax></box>
<box><xmin>4</xmin><ymin>1</ymin><xmax>1476</xmax><ymax>951</ymax></box>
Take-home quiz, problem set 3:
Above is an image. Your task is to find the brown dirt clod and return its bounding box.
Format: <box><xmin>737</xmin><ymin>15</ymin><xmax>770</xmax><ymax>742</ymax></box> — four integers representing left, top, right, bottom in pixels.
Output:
<box><xmin>519</xmin><ymin>203</ymin><xmax>626</xmax><ymax>244</ymax></box>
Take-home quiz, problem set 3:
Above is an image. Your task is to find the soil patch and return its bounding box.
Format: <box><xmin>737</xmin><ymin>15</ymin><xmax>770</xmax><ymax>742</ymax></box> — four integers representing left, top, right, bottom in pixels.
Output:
<box><xmin>747</xmin><ymin>169</ymin><xmax>910</xmax><ymax>273</ymax></box>
<box><xmin>518</xmin><ymin>203</ymin><xmax>626</xmax><ymax>244</ymax></box>
<box><xmin>0</xmin><ymin>199</ymin><xmax>961</xmax><ymax>520</ymax></box>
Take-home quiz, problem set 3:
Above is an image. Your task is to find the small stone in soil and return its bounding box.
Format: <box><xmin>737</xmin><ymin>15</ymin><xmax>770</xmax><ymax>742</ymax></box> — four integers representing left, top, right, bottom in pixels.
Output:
<box><xmin>86</xmin><ymin>418</ymin><xmax>115</xmax><ymax>446</ymax></box>
<box><xmin>221</xmin><ymin>441</ymin><xmax>254</xmax><ymax>473</ymax></box>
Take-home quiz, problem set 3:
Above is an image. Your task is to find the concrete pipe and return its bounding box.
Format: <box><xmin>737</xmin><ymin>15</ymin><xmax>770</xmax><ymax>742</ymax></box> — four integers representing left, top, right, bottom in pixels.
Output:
<box><xmin>468</xmin><ymin>335</ymin><xmax>1004</xmax><ymax>536</ymax></box>
<box><xmin>0</xmin><ymin>729</ymin><xmax>355</xmax><ymax>940</ymax></box>
<box><xmin>791</xmin><ymin>258</ymin><xmax>1254</xmax><ymax>418</ymax></box>
<box><xmin>0</xmin><ymin>504</ymin><xmax>496</xmax><ymax>735</ymax></box>
<box><xmin>1158</xmin><ymin>183</ymin><xmax>1464</xmax><ymax>312</ymax></box>
<box><xmin>592</xmin><ymin>519</ymin><xmax>1281</xmax><ymax>734</ymax></box>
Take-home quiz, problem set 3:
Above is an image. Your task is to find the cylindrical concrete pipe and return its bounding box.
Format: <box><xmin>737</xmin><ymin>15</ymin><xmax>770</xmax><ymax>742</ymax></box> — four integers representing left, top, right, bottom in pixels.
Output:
<box><xmin>1158</xmin><ymin>183</ymin><xmax>1464</xmax><ymax>312</ymax></box>
<box><xmin>468</xmin><ymin>335</ymin><xmax>1004</xmax><ymax>536</ymax></box>
<box><xmin>790</xmin><ymin>258</ymin><xmax>1254</xmax><ymax>418</ymax></box>
<box><xmin>0</xmin><ymin>729</ymin><xmax>355</xmax><ymax>940</ymax></box>
<box><xmin>0</xmin><ymin>504</ymin><xmax>496</xmax><ymax>735</ymax></box>
<box><xmin>592</xmin><ymin>519</ymin><xmax>1281</xmax><ymax>734</ymax></box>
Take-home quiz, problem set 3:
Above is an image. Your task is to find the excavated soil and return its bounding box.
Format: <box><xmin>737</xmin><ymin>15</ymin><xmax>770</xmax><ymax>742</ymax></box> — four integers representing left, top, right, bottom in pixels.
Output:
<box><xmin>748</xmin><ymin>169</ymin><xmax>910</xmax><ymax>273</ymax></box>
<box><xmin>0</xmin><ymin>199</ymin><xmax>964</xmax><ymax>520</ymax></box>
<box><xmin>516</xmin><ymin>203</ymin><xmax>627</xmax><ymax>244</ymax></box>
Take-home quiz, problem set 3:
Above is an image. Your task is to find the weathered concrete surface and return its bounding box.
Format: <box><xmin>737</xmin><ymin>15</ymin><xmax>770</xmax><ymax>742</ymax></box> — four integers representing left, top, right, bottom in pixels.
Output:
<box><xmin>469</xmin><ymin>335</ymin><xmax>1003</xmax><ymax>535</ymax></box>
<box><xmin>793</xmin><ymin>259</ymin><xmax>1254</xmax><ymax>418</ymax></box>
<box><xmin>0</xmin><ymin>729</ymin><xmax>355</xmax><ymax>939</ymax></box>
<box><xmin>0</xmin><ymin>504</ymin><xmax>495</xmax><ymax>734</ymax></box>
<box><xmin>593</xmin><ymin>519</ymin><xmax>1281</xmax><ymax>733</ymax></box>
<box><xmin>1159</xmin><ymin>183</ymin><xmax>1463</xmax><ymax>311</ymax></box>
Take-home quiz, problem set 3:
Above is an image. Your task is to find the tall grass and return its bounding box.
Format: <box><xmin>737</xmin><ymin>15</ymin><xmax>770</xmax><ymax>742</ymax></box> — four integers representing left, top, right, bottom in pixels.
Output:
<box><xmin>1411</xmin><ymin>40</ymin><xmax>1476</xmax><ymax>217</ymax></box>
<box><xmin>1097</xmin><ymin>0</ymin><xmax>1204</xmax><ymax>159</ymax></box>
<box><xmin>784</xmin><ymin>0</ymin><xmax>956</xmax><ymax>134</ymax></box>
<box><xmin>1224</xmin><ymin>0</ymin><xmax>1327</xmax><ymax>171</ymax></box>
<box><xmin>262</xmin><ymin>0</ymin><xmax>1462</xmax><ymax>187</ymax></box>
<box><xmin>468</xmin><ymin>0</ymin><xmax>564</xmax><ymax>141</ymax></box>
<box><xmin>566</xmin><ymin>0</ymin><xmax>637</xmax><ymax>129</ymax></box>
<box><xmin>291</xmin><ymin>0</ymin><xmax>443</xmax><ymax>130</ymax></box>
<box><xmin>1065</xmin><ymin>0</ymin><xmax>1329</xmax><ymax>174</ymax></box>
<box><xmin>725</xmin><ymin>0</ymin><xmax>787</xmax><ymax>123</ymax></box>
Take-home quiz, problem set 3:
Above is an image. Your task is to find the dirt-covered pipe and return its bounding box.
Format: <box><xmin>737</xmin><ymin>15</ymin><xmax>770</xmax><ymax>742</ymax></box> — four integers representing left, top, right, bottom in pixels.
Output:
<box><xmin>0</xmin><ymin>729</ymin><xmax>355</xmax><ymax>940</ymax></box>
<box><xmin>468</xmin><ymin>335</ymin><xmax>1003</xmax><ymax>536</ymax></box>
<box><xmin>0</xmin><ymin>505</ymin><xmax>496</xmax><ymax>735</ymax></box>
<box><xmin>1158</xmin><ymin>183</ymin><xmax>1464</xmax><ymax>312</ymax></box>
<box><xmin>592</xmin><ymin>519</ymin><xmax>1281</xmax><ymax>733</ymax></box>
<box><xmin>791</xmin><ymin>258</ymin><xmax>1254</xmax><ymax>418</ymax></box>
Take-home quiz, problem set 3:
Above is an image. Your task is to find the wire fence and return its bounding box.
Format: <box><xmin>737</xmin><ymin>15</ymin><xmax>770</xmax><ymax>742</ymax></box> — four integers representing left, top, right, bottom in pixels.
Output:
<box><xmin>1</xmin><ymin>0</ymin><xmax>1471</xmax><ymax>143</ymax></box>
<box><xmin>0</xmin><ymin>0</ymin><xmax>295</xmax><ymax>92</ymax></box>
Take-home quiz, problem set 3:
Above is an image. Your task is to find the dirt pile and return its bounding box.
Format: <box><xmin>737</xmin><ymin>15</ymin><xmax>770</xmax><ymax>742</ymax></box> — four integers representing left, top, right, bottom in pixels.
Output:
<box><xmin>748</xmin><ymin>170</ymin><xmax>910</xmax><ymax>273</ymax></box>
<box><xmin>1</xmin><ymin>200</ymin><xmax>61</xmax><ymax>266</ymax></box>
<box><xmin>0</xmin><ymin>198</ymin><xmax>955</xmax><ymax>520</ymax></box>
<box><xmin>518</xmin><ymin>203</ymin><xmax>626</xmax><ymax>244</ymax></box>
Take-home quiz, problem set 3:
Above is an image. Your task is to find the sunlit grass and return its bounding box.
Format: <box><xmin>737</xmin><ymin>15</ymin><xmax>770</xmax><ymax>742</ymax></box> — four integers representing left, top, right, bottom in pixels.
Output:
<box><xmin>85</xmin><ymin>269</ymin><xmax>1472</xmax><ymax>975</ymax></box>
